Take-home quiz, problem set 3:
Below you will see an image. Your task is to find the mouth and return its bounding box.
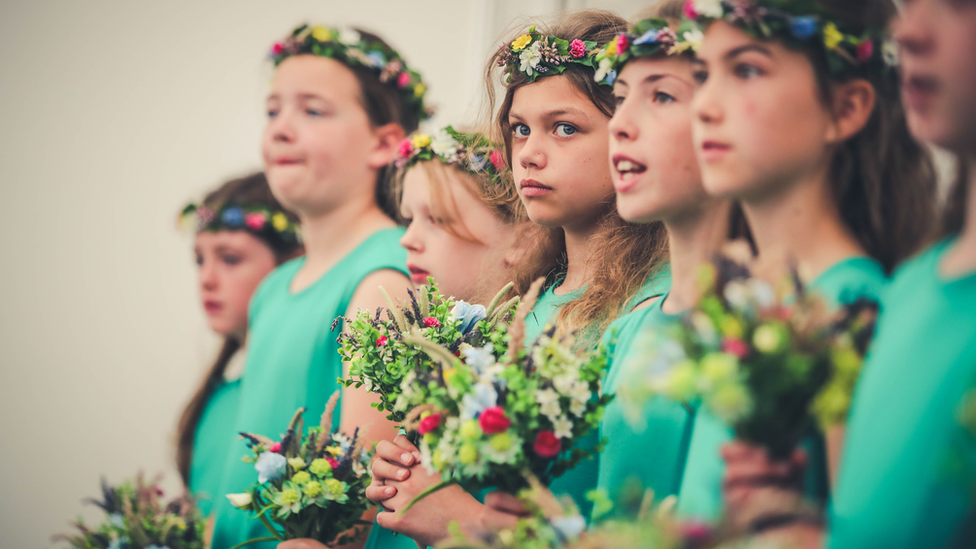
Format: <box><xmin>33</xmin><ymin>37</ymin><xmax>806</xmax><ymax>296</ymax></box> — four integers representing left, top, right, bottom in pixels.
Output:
<box><xmin>902</xmin><ymin>75</ymin><xmax>940</xmax><ymax>109</ymax></box>
<box><xmin>700</xmin><ymin>139</ymin><xmax>732</xmax><ymax>162</ymax></box>
<box><xmin>203</xmin><ymin>300</ymin><xmax>222</xmax><ymax>314</ymax></box>
<box><xmin>407</xmin><ymin>264</ymin><xmax>431</xmax><ymax>283</ymax></box>
<box><xmin>519</xmin><ymin>179</ymin><xmax>553</xmax><ymax>198</ymax></box>
<box><xmin>612</xmin><ymin>155</ymin><xmax>648</xmax><ymax>192</ymax></box>
<box><xmin>272</xmin><ymin>156</ymin><xmax>304</xmax><ymax>167</ymax></box>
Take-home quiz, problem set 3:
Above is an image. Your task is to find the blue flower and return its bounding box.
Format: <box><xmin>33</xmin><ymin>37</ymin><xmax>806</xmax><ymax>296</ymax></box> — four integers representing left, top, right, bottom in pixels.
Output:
<box><xmin>221</xmin><ymin>207</ymin><xmax>244</xmax><ymax>227</ymax></box>
<box><xmin>451</xmin><ymin>301</ymin><xmax>487</xmax><ymax>334</ymax></box>
<box><xmin>367</xmin><ymin>51</ymin><xmax>386</xmax><ymax>68</ymax></box>
<box><xmin>468</xmin><ymin>154</ymin><xmax>487</xmax><ymax>172</ymax></box>
<box><xmin>790</xmin><ymin>17</ymin><xmax>818</xmax><ymax>40</ymax></box>
<box><xmin>461</xmin><ymin>383</ymin><xmax>498</xmax><ymax>420</ymax></box>
<box><xmin>551</xmin><ymin>514</ymin><xmax>586</xmax><ymax>541</ymax></box>
<box><xmin>107</xmin><ymin>537</ymin><xmax>130</xmax><ymax>549</ymax></box>
<box><xmin>461</xmin><ymin>344</ymin><xmax>496</xmax><ymax>375</ymax></box>
<box><xmin>108</xmin><ymin>513</ymin><xmax>124</xmax><ymax>528</ymax></box>
<box><xmin>255</xmin><ymin>451</ymin><xmax>288</xmax><ymax>483</ymax></box>
<box><xmin>605</xmin><ymin>70</ymin><xmax>617</xmax><ymax>86</ymax></box>
<box><xmin>633</xmin><ymin>29</ymin><xmax>660</xmax><ymax>45</ymax></box>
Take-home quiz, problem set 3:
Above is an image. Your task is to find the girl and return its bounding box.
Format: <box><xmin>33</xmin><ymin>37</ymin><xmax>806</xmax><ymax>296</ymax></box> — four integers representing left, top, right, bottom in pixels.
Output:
<box><xmin>175</xmin><ymin>172</ymin><xmax>301</xmax><ymax>519</ymax></box>
<box><xmin>685</xmin><ymin>0</ymin><xmax>937</xmax><ymax>527</ymax></box>
<box><xmin>367</xmin><ymin>11</ymin><xmax>671</xmax><ymax>545</ymax></box>
<box><xmin>208</xmin><ymin>25</ymin><xmax>428</xmax><ymax>549</ymax></box>
<box><xmin>826</xmin><ymin>0</ymin><xmax>976</xmax><ymax>546</ymax></box>
<box><xmin>596</xmin><ymin>0</ymin><xmax>748</xmax><ymax>507</ymax></box>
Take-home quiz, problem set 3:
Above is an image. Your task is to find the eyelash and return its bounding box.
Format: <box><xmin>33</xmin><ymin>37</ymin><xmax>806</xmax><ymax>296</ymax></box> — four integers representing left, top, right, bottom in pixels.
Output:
<box><xmin>512</xmin><ymin>123</ymin><xmax>530</xmax><ymax>138</ymax></box>
<box><xmin>654</xmin><ymin>92</ymin><xmax>676</xmax><ymax>104</ymax></box>
<box><xmin>734</xmin><ymin>63</ymin><xmax>763</xmax><ymax>79</ymax></box>
<box><xmin>221</xmin><ymin>254</ymin><xmax>242</xmax><ymax>266</ymax></box>
<box><xmin>554</xmin><ymin>123</ymin><xmax>578</xmax><ymax>137</ymax></box>
<box><xmin>693</xmin><ymin>71</ymin><xmax>708</xmax><ymax>85</ymax></box>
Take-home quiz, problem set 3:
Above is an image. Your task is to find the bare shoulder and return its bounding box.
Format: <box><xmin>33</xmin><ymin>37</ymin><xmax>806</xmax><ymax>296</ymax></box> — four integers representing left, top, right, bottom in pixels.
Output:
<box><xmin>346</xmin><ymin>269</ymin><xmax>413</xmax><ymax>318</ymax></box>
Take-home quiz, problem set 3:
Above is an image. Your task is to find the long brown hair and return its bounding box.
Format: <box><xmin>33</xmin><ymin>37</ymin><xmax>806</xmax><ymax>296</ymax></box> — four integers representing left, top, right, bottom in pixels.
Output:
<box><xmin>485</xmin><ymin>10</ymin><xmax>670</xmax><ymax>341</ymax></box>
<box><xmin>175</xmin><ymin>172</ymin><xmax>302</xmax><ymax>488</ymax></box>
<box><xmin>794</xmin><ymin>0</ymin><xmax>939</xmax><ymax>271</ymax></box>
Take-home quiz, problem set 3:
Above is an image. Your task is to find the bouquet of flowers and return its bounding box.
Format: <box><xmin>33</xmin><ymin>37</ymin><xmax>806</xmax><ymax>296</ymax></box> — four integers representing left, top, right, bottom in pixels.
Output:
<box><xmin>225</xmin><ymin>394</ymin><xmax>373</xmax><ymax>548</ymax></box>
<box><xmin>623</xmin><ymin>253</ymin><xmax>878</xmax><ymax>459</ymax></box>
<box><xmin>53</xmin><ymin>474</ymin><xmax>205</xmax><ymax>549</ymax></box>
<box><xmin>337</xmin><ymin>281</ymin><xmax>520</xmax><ymax>427</ymax></box>
<box><xmin>395</xmin><ymin>279</ymin><xmax>612</xmax><ymax>508</ymax></box>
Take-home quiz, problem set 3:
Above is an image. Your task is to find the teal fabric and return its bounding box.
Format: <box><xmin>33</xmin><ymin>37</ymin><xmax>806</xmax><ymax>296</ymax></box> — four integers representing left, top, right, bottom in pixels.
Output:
<box><xmin>829</xmin><ymin>240</ymin><xmax>976</xmax><ymax>548</ymax></box>
<box><xmin>675</xmin><ymin>256</ymin><xmax>887</xmax><ymax>521</ymax></box>
<box><xmin>189</xmin><ymin>378</ymin><xmax>242</xmax><ymax>517</ymax></box>
<box><xmin>209</xmin><ymin>229</ymin><xmax>408</xmax><ymax>549</ymax></box>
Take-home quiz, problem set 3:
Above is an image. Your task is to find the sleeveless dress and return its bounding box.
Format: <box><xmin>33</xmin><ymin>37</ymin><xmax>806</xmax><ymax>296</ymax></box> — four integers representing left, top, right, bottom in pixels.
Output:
<box><xmin>209</xmin><ymin>228</ymin><xmax>408</xmax><ymax>549</ymax></box>
<box><xmin>189</xmin><ymin>378</ymin><xmax>242</xmax><ymax>517</ymax></box>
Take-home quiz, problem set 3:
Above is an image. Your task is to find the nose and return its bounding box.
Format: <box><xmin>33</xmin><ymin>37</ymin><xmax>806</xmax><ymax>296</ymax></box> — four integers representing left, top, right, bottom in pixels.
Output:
<box><xmin>516</xmin><ymin>133</ymin><xmax>547</xmax><ymax>172</ymax></box>
<box><xmin>894</xmin><ymin>2</ymin><xmax>935</xmax><ymax>59</ymax></box>
<box><xmin>399</xmin><ymin>221</ymin><xmax>424</xmax><ymax>253</ymax></box>
<box><xmin>608</xmin><ymin>96</ymin><xmax>639</xmax><ymax>142</ymax></box>
<box><xmin>267</xmin><ymin>107</ymin><xmax>297</xmax><ymax>144</ymax></box>
<box><xmin>693</xmin><ymin>74</ymin><xmax>723</xmax><ymax>126</ymax></box>
<box><xmin>199</xmin><ymin>258</ymin><xmax>218</xmax><ymax>291</ymax></box>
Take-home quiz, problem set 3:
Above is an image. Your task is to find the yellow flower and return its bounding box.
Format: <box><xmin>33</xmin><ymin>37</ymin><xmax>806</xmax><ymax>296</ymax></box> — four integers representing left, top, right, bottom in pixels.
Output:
<box><xmin>291</xmin><ymin>471</ymin><xmax>311</xmax><ymax>485</ymax></box>
<box><xmin>459</xmin><ymin>444</ymin><xmax>478</xmax><ymax>464</ymax></box>
<box><xmin>444</xmin><ymin>367</ymin><xmax>457</xmax><ymax>382</ymax></box>
<box><xmin>707</xmin><ymin>383</ymin><xmax>752</xmax><ymax>423</ymax></box>
<box><xmin>311</xmin><ymin>26</ymin><xmax>332</xmax><ymax>42</ymax></box>
<box><xmin>432</xmin><ymin>449</ymin><xmax>446</xmax><ymax>469</ymax></box>
<box><xmin>605</xmin><ymin>41</ymin><xmax>618</xmax><ymax>57</ymax></box>
<box><xmin>663</xmin><ymin>360</ymin><xmax>698</xmax><ymax>402</ymax></box>
<box><xmin>460</xmin><ymin>419</ymin><xmax>480</xmax><ymax>440</ymax></box>
<box><xmin>272</xmin><ymin>212</ymin><xmax>289</xmax><ymax>232</ymax></box>
<box><xmin>511</xmin><ymin>34</ymin><xmax>532</xmax><ymax>51</ymax></box>
<box><xmin>280</xmin><ymin>488</ymin><xmax>300</xmax><ymax>505</ymax></box>
<box><xmin>288</xmin><ymin>457</ymin><xmax>306</xmax><ymax>471</ymax></box>
<box><xmin>413</xmin><ymin>83</ymin><xmax>427</xmax><ymax>98</ymax></box>
<box><xmin>490</xmin><ymin>433</ymin><xmax>513</xmax><ymax>451</ymax></box>
<box><xmin>303</xmin><ymin>481</ymin><xmax>323</xmax><ymax>498</ymax></box>
<box><xmin>720</xmin><ymin>317</ymin><xmax>744</xmax><ymax>339</ymax></box>
<box><xmin>326</xmin><ymin>445</ymin><xmax>344</xmax><ymax>457</ymax></box>
<box><xmin>823</xmin><ymin>23</ymin><xmax>844</xmax><ymax>50</ymax></box>
<box><xmin>700</xmin><ymin>352</ymin><xmax>738</xmax><ymax>388</ymax></box>
<box><xmin>411</xmin><ymin>134</ymin><xmax>431</xmax><ymax>149</ymax></box>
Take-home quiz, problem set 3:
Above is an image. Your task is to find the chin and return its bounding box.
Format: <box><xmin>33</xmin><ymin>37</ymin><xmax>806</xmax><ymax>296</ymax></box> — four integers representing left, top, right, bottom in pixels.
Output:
<box><xmin>700</xmin><ymin>170</ymin><xmax>751</xmax><ymax>201</ymax></box>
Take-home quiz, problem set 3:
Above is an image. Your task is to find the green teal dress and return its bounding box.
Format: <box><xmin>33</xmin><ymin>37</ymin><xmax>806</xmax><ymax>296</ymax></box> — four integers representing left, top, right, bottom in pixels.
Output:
<box><xmin>189</xmin><ymin>378</ymin><xmax>242</xmax><ymax>517</ymax></box>
<box><xmin>829</xmin><ymin>240</ymin><xmax>976</xmax><ymax>548</ymax></box>
<box><xmin>209</xmin><ymin>229</ymin><xmax>408</xmax><ymax>549</ymax></box>
<box><xmin>675</xmin><ymin>257</ymin><xmax>887</xmax><ymax>521</ymax></box>
<box><xmin>596</xmin><ymin>292</ymin><xmax>694</xmax><ymax>508</ymax></box>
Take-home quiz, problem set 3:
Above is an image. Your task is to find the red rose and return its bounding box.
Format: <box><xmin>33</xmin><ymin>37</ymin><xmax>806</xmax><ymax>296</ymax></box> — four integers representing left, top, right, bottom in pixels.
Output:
<box><xmin>418</xmin><ymin>412</ymin><xmax>442</xmax><ymax>435</ymax></box>
<box><xmin>397</xmin><ymin>139</ymin><xmax>413</xmax><ymax>159</ymax></box>
<box><xmin>533</xmin><ymin>431</ymin><xmax>561</xmax><ymax>458</ymax></box>
<box><xmin>857</xmin><ymin>40</ymin><xmax>874</xmax><ymax>62</ymax></box>
<box><xmin>326</xmin><ymin>457</ymin><xmax>339</xmax><ymax>469</ymax></box>
<box><xmin>478</xmin><ymin>406</ymin><xmax>511</xmax><ymax>434</ymax></box>
<box><xmin>271</xmin><ymin>42</ymin><xmax>284</xmax><ymax>56</ymax></box>
<box><xmin>721</xmin><ymin>338</ymin><xmax>749</xmax><ymax>359</ymax></box>
<box><xmin>269</xmin><ymin>442</ymin><xmax>282</xmax><ymax>453</ymax></box>
<box><xmin>424</xmin><ymin>317</ymin><xmax>441</xmax><ymax>328</ymax></box>
<box><xmin>376</xmin><ymin>335</ymin><xmax>388</xmax><ymax>347</ymax></box>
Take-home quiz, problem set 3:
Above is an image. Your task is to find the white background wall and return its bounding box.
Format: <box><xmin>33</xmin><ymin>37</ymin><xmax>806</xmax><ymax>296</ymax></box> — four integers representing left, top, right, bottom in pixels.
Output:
<box><xmin>0</xmin><ymin>0</ymin><xmax>654</xmax><ymax>546</ymax></box>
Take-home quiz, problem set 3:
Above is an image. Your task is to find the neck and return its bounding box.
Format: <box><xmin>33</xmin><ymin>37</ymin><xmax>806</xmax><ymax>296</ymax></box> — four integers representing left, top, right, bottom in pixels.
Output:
<box><xmin>558</xmin><ymin>219</ymin><xmax>604</xmax><ymax>294</ymax></box>
<box><xmin>298</xmin><ymin>194</ymin><xmax>395</xmax><ymax>271</ymax></box>
<box><xmin>743</xmin><ymin>169</ymin><xmax>864</xmax><ymax>282</ymax></box>
<box><xmin>663</xmin><ymin>202</ymin><xmax>733</xmax><ymax>314</ymax></box>
<box><xmin>942</xmin><ymin>153</ymin><xmax>976</xmax><ymax>276</ymax></box>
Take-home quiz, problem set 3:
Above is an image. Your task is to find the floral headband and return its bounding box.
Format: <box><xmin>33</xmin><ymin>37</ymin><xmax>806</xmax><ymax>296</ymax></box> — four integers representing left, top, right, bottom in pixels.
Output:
<box><xmin>269</xmin><ymin>24</ymin><xmax>431</xmax><ymax>122</ymax></box>
<box><xmin>683</xmin><ymin>0</ymin><xmax>897</xmax><ymax>75</ymax></box>
<box><xmin>396</xmin><ymin>126</ymin><xmax>508</xmax><ymax>185</ymax></box>
<box><xmin>592</xmin><ymin>18</ymin><xmax>703</xmax><ymax>86</ymax></box>
<box><xmin>179</xmin><ymin>202</ymin><xmax>301</xmax><ymax>245</ymax></box>
<box><xmin>496</xmin><ymin>26</ymin><xmax>603</xmax><ymax>83</ymax></box>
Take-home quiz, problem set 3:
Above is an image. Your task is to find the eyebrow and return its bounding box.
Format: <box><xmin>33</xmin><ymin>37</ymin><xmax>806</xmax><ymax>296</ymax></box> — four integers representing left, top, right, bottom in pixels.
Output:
<box><xmin>725</xmin><ymin>43</ymin><xmax>773</xmax><ymax>61</ymax></box>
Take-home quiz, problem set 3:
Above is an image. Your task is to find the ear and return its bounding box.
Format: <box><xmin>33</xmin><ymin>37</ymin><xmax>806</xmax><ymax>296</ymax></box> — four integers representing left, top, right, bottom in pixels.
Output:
<box><xmin>824</xmin><ymin>79</ymin><xmax>876</xmax><ymax>144</ymax></box>
<box><xmin>367</xmin><ymin>123</ymin><xmax>407</xmax><ymax>169</ymax></box>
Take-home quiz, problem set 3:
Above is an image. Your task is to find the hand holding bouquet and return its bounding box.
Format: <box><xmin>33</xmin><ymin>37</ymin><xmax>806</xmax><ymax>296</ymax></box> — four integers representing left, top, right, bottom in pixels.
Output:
<box><xmin>54</xmin><ymin>474</ymin><xmax>205</xmax><ymax>549</ymax></box>
<box><xmin>225</xmin><ymin>394</ymin><xmax>373</xmax><ymax>548</ymax></box>
<box><xmin>337</xmin><ymin>281</ymin><xmax>519</xmax><ymax>426</ymax></box>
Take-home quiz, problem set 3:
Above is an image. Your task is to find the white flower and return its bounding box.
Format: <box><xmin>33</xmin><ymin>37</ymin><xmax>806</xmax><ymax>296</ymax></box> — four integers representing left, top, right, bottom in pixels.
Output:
<box><xmin>593</xmin><ymin>57</ymin><xmax>614</xmax><ymax>83</ymax></box>
<box><xmin>519</xmin><ymin>42</ymin><xmax>543</xmax><ymax>76</ymax></box>
<box><xmin>226</xmin><ymin>492</ymin><xmax>253</xmax><ymax>509</ymax></box>
<box><xmin>691</xmin><ymin>311</ymin><xmax>719</xmax><ymax>348</ymax></box>
<box><xmin>536</xmin><ymin>388</ymin><xmax>559</xmax><ymax>405</ymax></box>
<box><xmin>419</xmin><ymin>439</ymin><xmax>437</xmax><ymax>475</ymax></box>
<box><xmin>570</xmin><ymin>399</ymin><xmax>587</xmax><ymax>417</ymax></box>
<box><xmin>723</xmin><ymin>280</ymin><xmax>751</xmax><ymax>309</ymax></box>
<box><xmin>430</xmin><ymin>129</ymin><xmax>459</xmax><ymax>162</ymax></box>
<box><xmin>553</xmin><ymin>374</ymin><xmax>576</xmax><ymax>395</ymax></box>
<box><xmin>339</xmin><ymin>28</ymin><xmax>361</xmax><ymax>45</ymax></box>
<box><xmin>747</xmin><ymin>279</ymin><xmax>776</xmax><ymax>308</ymax></box>
<box><xmin>882</xmin><ymin>38</ymin><xmax>899</xmax><ymax>67</ymax></box>
<box><xmin>482</xmin><ymin>432</ymin><xmax>523</xmax><ymax>464</ymax></box>
<box><xmin>462</xmin><ymin>344</ymin><xmax>497</xmax><ymax>375</ymax></box>
<box><xmin>552</xmin><ymin>416</ymin><xmax>574</xmax><ymax>439</ymax></box>
<box><xmin>693</xmin><ymin>0</ymin><xmax>723</xmax><ymax>18</ymax></box>
<box><xmin>682</xmin><ymin>28</ymin><xmax>704</xmax><ymax>50</ymax></box>
<box><xmin>551</xmin><ymin>514</ymin><xmax>587</xmax><ymax>540</ymax></box>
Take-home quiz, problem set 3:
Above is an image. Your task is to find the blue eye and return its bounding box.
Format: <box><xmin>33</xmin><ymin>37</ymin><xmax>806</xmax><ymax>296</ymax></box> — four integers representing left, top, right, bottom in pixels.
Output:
<box><xmin>267</xmin><ymin>109</ymin><xmax>279</xmax><ymax>118</ymax></box>
<box><xmin>555</xmin><ymin>123</ymin><xmax>578</xmax><ymax>137</ymax></box>
<box><xmin>306</xmin><ymin>109</ymin><xmax>323</xmax><ymax>117</ymax></box>
<box><xmin>734</xmin><ymin>64</ymin><xmax>763</xmax><ymax>79</ymax></box>
<box><xmin>222</xmin><ymin>254</ymin><xmax>242</xmax><ymax>266</ymax></box>
<box><xmin>512</xmin><ymin>123</ymin><xmax>530</xmax><ymax>138</ymax></box>
<box><xmin>614</xmin><ymin>94</ymin><xmax>626</xmax><ymax>106</ymax></box>
<box><xmin>654</xmin><ymin>92</ymin><xmax>676</xmax><ymax>104</ymax></box>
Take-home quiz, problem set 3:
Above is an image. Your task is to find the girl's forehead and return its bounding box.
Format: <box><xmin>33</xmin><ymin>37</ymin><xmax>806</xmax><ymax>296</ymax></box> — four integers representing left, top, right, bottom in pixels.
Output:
<box><xmin>698</xmin><ymin>21</ymin><xmax>766</xmax><ymax>60</ymax></box>
<box><xmin>510</xmin><ymin>77</ymin><xmax>599</xmax><ymax>119</ymax></box>
<box><xmin>270</xmin><ymin>55</ymin><xmax>360</xmax><ymax>99</ymax></box>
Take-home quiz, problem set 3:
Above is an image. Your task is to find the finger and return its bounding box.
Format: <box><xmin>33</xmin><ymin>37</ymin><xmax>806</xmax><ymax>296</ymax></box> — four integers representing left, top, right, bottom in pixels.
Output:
<box><xmin>721</xmin><ymin>441</ymin><xmax>755</xmax><ymax>461</ymax></box>
<box><xmin>375</xmin><ymin>509</ymin><xmax>400</xmax><ymax>531</ymax></box>
<box><xmin>484</xmin><ymin>491</ymin><xmax>530</xmax><ymax>515</ymax></box>
<box><xmin>372</xmin><ymin>459</ymin><xmax>411</xmax><ymax>482</ymax></box>
<box><xmin>393</xmin><ymin>434</ymin><xmax>420</xmax><ymax>453</ymax></box>
<box><xmin>481</xmin><ymin>507</ymin><xmax>520</xmax><ymax>532</ymax></box>
<box><xmin>376</xmin><ymin>440</ymin><xmax>417</xmax><ymax>466</ymax></box>
<box><xmin>366</xmin><ymin>484</ymin><xmax>397</xmax><ymax>502</ymax></box>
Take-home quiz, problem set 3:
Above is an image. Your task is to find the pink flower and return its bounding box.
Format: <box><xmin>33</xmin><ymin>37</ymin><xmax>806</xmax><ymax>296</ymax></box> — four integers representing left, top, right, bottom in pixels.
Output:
<box><xmin>397</xmin><ymin>138</ymin><xmax>414</xmax><ymax>159</ymax></box>
<box><xmin>569</xmin><ymin>39</ymin><xmax>586</xmax><ymax>58</ymax></box>
<box><xmin>269</xmin><ymin>442</ymin><xmax>282</xmax><ymax>453</ymax></box>
<box><xmin>397</xmin><ymin>72</ymin><xmax>411</xmax><ymax>88</ymax></box>
<box><xmin>376</xmin><ymin>335</ymin><xmax>388</xmax><ymax>347</ymax></box>
<box><xmin>533</xmin><ymin>431</ymin><xmax>561</xmax><ymax>458</ymax></box>
<box><xmin>721</xmin><ymin>338</ymin><xmax>749</xmax><ymax>359</ymax></box>
<box><xmin>615</xmin><ymin>34</ymin><xmax>630</xmax><ymax>54</ymax></box>
<box><xmin>418</xmin><ymin>413</ymin><xmax>442</xmax><ymax>435</ymax></box>
<box><xmin>857</xmin><ymin>40</ymin><xmax>874</xmax><ymax>62</ymax></box>
<box><xmin>489</xmin><ymin>150</ymin><xmax>506</xmax><ymax>171</ymax></box>
<box><xmin>423</xmin><ymin>317</ymin><xmax>441</xmax><ymax>328</ymax></box>
<box><xmin>271</xmin><ymin>42</ymin><xmax>284</xmax><ymax>56</ymax></box>
<box><xmin>680</xmin><ymin>521</ymin><xmax>714</xmax><ymax>543</ymax></box>
<box><xmin>683</xmin><ymin>0</ymin><xmax>698</xmax><ymax>19</ymax></box>
<box><xmin>245</xmin><ymin>212</ymin><xmax>267</xmax><ymax>230</ymax></box>
<box><xmin>479</xmin><ymin>406</ymin><xmax>511</xmax><ymax>434</ymax></box>
<box><xmin>326</xmin><ymin>457</ymin><xmax>339</xmax><ymax>469</ymax></box>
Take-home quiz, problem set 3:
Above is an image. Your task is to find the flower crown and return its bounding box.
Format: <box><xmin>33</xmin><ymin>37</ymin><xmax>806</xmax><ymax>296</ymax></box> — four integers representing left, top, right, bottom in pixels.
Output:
<box><xmin>683</xmin><ymin>0</ymin><xmax>897</xmax><ymax>75</ymax></box>
<box><xmin>395</xmin><ymin>126</ymin><xmax>508</xmax><ymax>185</ymax></box>
<box><xmin>592</xmin><ymin>18</ymin><xmax>702</xmax><ymax>86</ymax></box>
<box><xmin>269</xmin><ymin>24</ymin><xmax>431</xmax><ymax>122</ymax></box>
<box><xmin>496</xmin><ymin>26</ymin><xmax>603</xmax><ymax>84</ymax></box>
<box><xmin>178</xmin><ymin>202</ymin><xmax>301</xmax><ymax>244</ymax></box>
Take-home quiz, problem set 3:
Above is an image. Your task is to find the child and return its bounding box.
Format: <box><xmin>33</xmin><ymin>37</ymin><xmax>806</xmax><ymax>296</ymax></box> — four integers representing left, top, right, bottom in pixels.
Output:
<box><xmin>595</xmin><ymin>0</ymin><xmax>748</xmax><ymax>507</ymax></box>
<box><xmin>684</xmin><ymin>0</ymin><xmax>937</xmax><ymax>526</ymax></box>
<box><xmin>826</xmin><ymin>0</ymin><xmax>976</xmax><ymax>546</ymax></box>
<box><xmin>367</xmin><ymin>11</ymin><xmax>672</xmax><ymax>544</ymax></box>
<box><xmin>175</xmin><ymin>172</ymin><xmax>301</xmax><ymax>519</ymax></box>
<box><xmin>208</xmin><ymin>25</ymin><xmax>429</xmax><ymax>549</ymax></box>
